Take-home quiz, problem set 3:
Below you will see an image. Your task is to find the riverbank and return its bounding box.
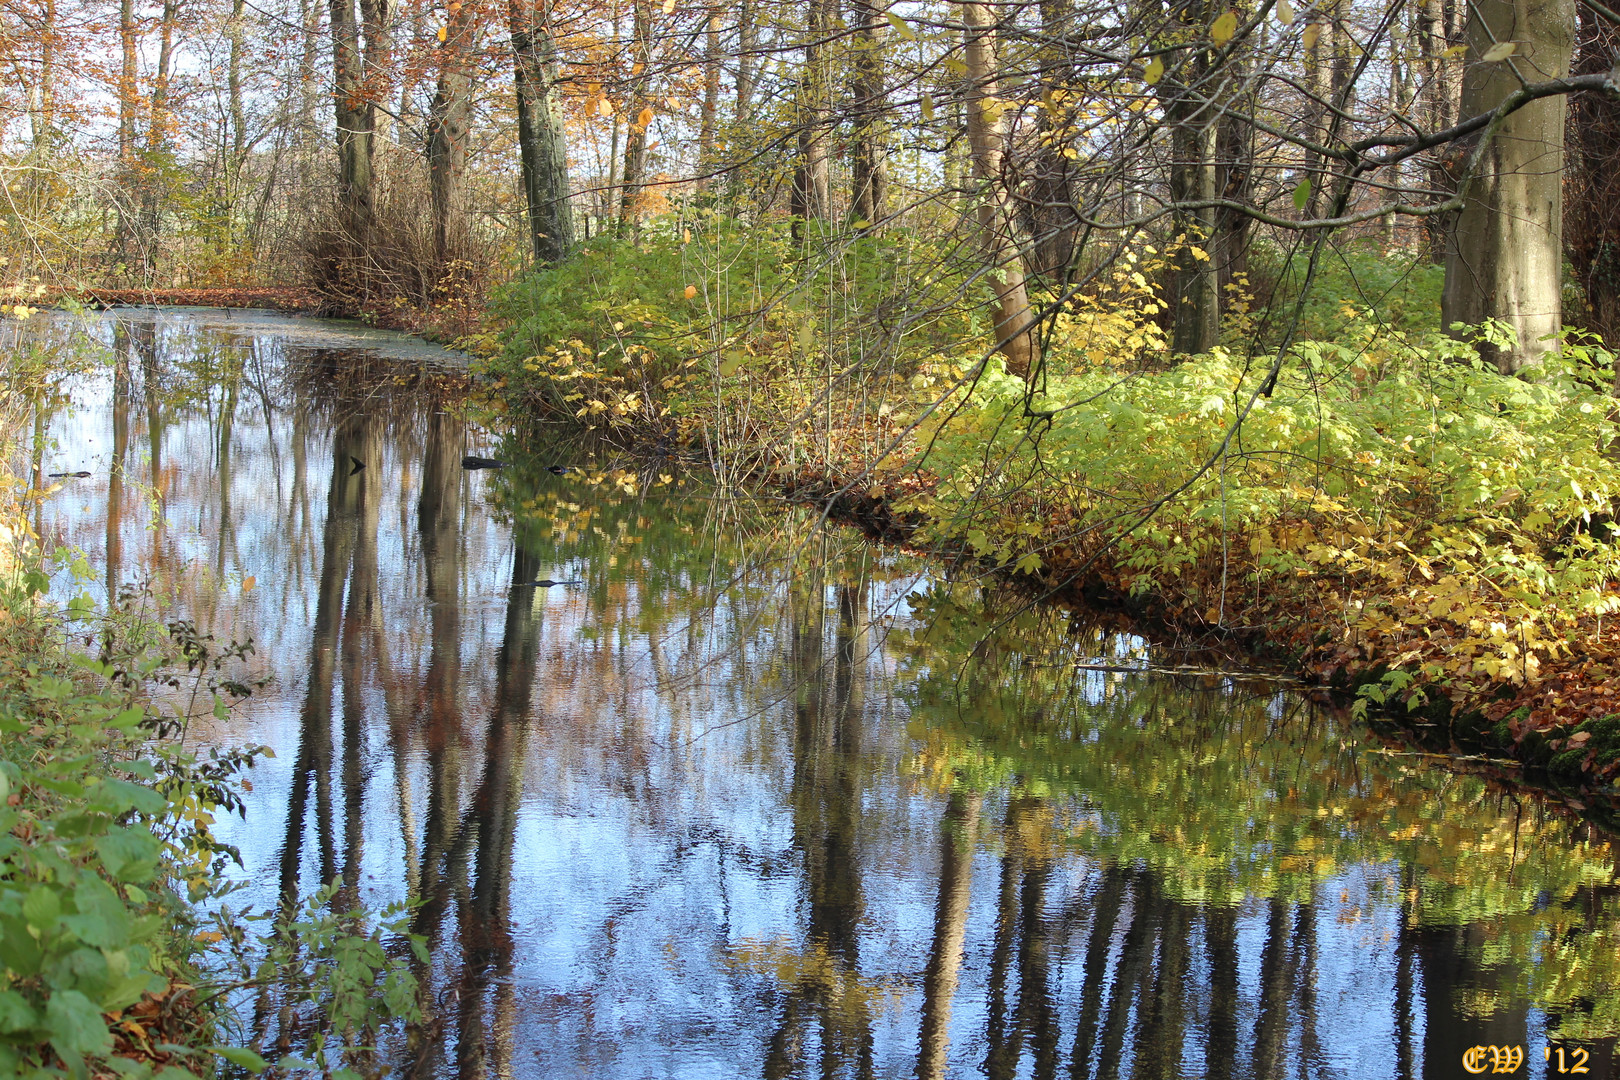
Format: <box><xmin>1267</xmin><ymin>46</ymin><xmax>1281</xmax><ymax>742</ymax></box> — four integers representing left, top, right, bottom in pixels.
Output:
<box><xmin>485</xmin><ymin>234</ymin><xmax>1620</xmax><ymax>802</ymax></box>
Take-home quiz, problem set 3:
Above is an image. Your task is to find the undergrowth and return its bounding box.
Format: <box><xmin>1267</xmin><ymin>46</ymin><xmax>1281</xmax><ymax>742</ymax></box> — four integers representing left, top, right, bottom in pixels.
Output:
<box><xmin>487</xmin><ymin>224</ymin><xmax>1620</xmax><ymax>785</ymax></box>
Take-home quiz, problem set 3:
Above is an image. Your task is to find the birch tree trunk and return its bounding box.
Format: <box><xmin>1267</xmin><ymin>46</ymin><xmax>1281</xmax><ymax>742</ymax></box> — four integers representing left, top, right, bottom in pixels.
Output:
<box><xmin>960</xmin><ymin>0</ymin><xmax>1041</xmax><ymax>379</ymax></box>
<box><xmin>1440</xmin><ymin>0</ymin><xmax>1575</xmax><ymax>374</ymax></box>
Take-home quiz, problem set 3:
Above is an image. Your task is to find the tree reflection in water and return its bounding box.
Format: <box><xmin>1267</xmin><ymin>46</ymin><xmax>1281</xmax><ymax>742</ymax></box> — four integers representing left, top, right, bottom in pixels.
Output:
<box><xmin>32</xmin><ymin>308</ymin><xmax>1620</xmax><ymax>1079</ymax></box>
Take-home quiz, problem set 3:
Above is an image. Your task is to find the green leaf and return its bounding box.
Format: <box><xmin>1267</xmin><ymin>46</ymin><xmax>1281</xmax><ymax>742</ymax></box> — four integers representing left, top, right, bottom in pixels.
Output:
<box><xmin>96</xmin><ymin>827</ymin><xmax>160</xmax><ymax>882</ymax></box>
<box><xmin>63</xmin><ymin>878</ymin><xmax>131</xmax><ymax>948</ymax></box>
<box><xmin>884</xmin><ymin>10</ymin><xmax>917</xmax><ymax>40</ymax></box>
<box><xmin>1143</xmin><ymin>57</ymin><xmax>1164</xmax><ymax>85</ymax></box>
<box><xmin>1293</xmin><ymin>178</ymin><xmax>1311</xmax><ymax>210</ymax></box>
<box><xmin>23</xmin><ymin>885</ymin><xmax>61</xmax><ymax>934</ymax></box>
<box><xmin>45</xmin><ymin>989</ymin><xmax>113</xmax><ymax>1056</ymax></box>
<box><xmin>211</xmin><ymin>1046</ymin><xmax>270</xmax><ymax>1073</ymax></box>
<box><xmin>0</xmin><ymin>991</ymin><xmax>38</xmax><ymax>1034</ymax></box>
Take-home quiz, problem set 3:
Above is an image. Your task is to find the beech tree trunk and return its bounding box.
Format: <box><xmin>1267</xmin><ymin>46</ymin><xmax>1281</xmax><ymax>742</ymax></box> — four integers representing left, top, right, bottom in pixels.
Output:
<box><xmin>1441</xmin><ymin>0</ymin><xmax>1575</xmax><ymax>374</ymax></box>
<box><xmin>511</xmin><ymin>0</ymin><xmax>575</xmax><ymax>264</ymax></box>
<box><xmin>960</xmin><ymin>0</ymin><xmax>1041</xmax><ymax>379</ymax></box>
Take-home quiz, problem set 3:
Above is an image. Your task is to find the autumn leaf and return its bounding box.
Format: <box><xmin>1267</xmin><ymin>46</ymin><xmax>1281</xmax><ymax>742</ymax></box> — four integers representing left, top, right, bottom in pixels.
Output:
<box><xmin>662</xmin><ymin>0</ymin><xmax>675</xmax><ymax>11</ymax></box>
<box><xmin>885</xmin><ymin>10</ymin><xmax>917</xmax><ymax>40</ymax></box>
<box><xmin>1144</xmin><ymin>57</ymin><xmax>1165</xmax><ymax>85</ymax></box>
<box><xmin>436</xmin><ymin>25</ymin><xmax>447</xmax><ymax>41</ymax></box>
<box><xmin>1302</xmin><ymin>22</ymin><xmax>1321</xmax><ymax>49</ymax></box>
<box><xmin>1275</xmin><ymin>0</ymin><xmax>1295</xmax><ymax>24</ymax></box>
<box><xmin>684</xmin><ymin>284</ymin><xmax>697</xmax><ymax>299</ymax></box>
<box><xmin>1481</xmin><ymin>41</ymin><xmax>1518</xmax><ymax>62</ymax></box>
<box><xmin>598</xmin><ymin>97</ymin><xmax>614</xmax><ymax>117</ymax></box>
<box><xmin>637</xmin><ymin>106</ymin><xmax>654</xmax><ymax>129</ymax></box>
<box><xmin>1211</xmin><ymin>10</ymin><xmax>1238</xmax><ymax>43</ymax></box>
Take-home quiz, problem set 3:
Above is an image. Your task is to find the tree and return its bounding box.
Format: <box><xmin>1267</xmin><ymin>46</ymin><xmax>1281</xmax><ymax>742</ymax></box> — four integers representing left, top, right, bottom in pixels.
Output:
<box><xmin>960</xmin><ymin>0</ymin><xmax>1041</xmax><ymax>379</ymax></box>
<box><xmin>1440</xmin><ymin>0</ymin><xmax>1576</xmax><ymax>374</ymax></box>
<box><xmin>511</xmin><ymin>0</ymin><xmax>574</xmax><ymax>264</ymax></box>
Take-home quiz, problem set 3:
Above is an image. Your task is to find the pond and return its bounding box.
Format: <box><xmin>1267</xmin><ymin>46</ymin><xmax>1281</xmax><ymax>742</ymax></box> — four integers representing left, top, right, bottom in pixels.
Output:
<box><xmin>28</xmin><ymin>308</ymin><xmax>1620</xmax><ymax>1079</ymax></box>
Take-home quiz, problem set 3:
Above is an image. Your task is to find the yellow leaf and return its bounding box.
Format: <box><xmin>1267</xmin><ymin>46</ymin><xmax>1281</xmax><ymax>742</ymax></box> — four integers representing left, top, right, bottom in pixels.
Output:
<box><xmin>1190</xmin><ymin>246</ymin><xmax>1209</xmax><ymax>261</ymax></box>
<box><xmin>598</xmin><ymin>97</ymin><xmax>614</xmax><ymax>117</ymax></box>
<box><xmin>1275</xmin><ymin>0</ymin><xmax>1295</xmax><ymax>23</ymax></box>
<box><xmin>637</xmin><ymin>106</ymin><xmax>654</xmax><ymax>129</ymax></box>
<box><xmin>662</xmin><ymin>0</ymin><xmax>675</xmax><ymax>11</ymax></box>
<box><xmin>1302</xmin><ymin>22</ymin><xmax>1321</xmax><ymax>49</ymax></box>
<box><xmin>885</xmin><ymin>10</ymin><xmax>916</xmax><ymax>40</ymax></box>
<box><xmin>1211</xmin><ymin>10</ymin><xmax>1237</xmax><ymax>43</ymax></box>
<box><xmin>684</xmin><ymin>284</ymin><xmax>697</xmax><ymax>299</ymax></box>
<box><xmin>242</xmin><ymin>575</ymin><xmax>255</xmax><ymax>592</ymax></box>
<box><xmin>436</xmin><ymin>25</ymin><xmax>447</xmax><ymax>41</ymax></box>
<box><xmin>920</xmin><ymin>94</ymin><xmax>935</xmax><ymax>122</ymax></box>
<box><xmin>1443</xmin><ymin>43</ymin><xmax>1468</xmax><ymax>58</ymax></box>
<box><xmin>852</xmin><ymin>218</ymin><xmax>871</xmax><ymax>229</ymax></box>
<box><xmin>1143</xmin><ymin>57</ymin><xmax>1164</xmax><ymax>85</ymax></box>
<box><xmin>1481</xmin><ymin>40</ymin><xmax>1517</xmax><ymax>61</ymax></box>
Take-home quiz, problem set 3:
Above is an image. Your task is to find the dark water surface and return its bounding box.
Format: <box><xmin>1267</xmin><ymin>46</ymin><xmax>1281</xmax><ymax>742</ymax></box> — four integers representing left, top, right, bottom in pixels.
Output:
<box><xmin>28</xmin><ymin>308</ymin><xmax>1620</xmax><ymax>1079</ymax></box>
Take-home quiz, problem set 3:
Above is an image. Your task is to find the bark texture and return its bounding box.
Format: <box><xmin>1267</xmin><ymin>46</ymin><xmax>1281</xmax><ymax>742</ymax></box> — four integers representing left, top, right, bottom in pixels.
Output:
<box><xmin>1441</xmin><ymin>0</ymin><xmax>1575</xmax><ymax>374</ymax></box>
<box><xmin>512</xmin><ymin>0</ymin><xmax>575</xmax><ymax>264</ymax></box>
<box><xmin>961</xmin><ymin>0</ymin><xmax>1041</xmax><ymax>379</ymax></box>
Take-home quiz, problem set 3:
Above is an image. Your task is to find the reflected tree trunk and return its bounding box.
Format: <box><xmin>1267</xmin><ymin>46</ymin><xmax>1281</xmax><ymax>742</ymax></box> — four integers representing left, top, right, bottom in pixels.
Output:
<box><xmin>1067</xmin><ymin>865</ymin><xmax>1128</xmax><ymax>1079</ymax></box>
<box><xmin>1204</xmin><ymin>905</ymin><xmax>1239</xmax><ymax>1080</ymax></box>
<box><xmin>1251</xmin><ymin>899</ymin><xmax>1294</xmax><ymax>1080</ymax></box>
<box><xmin>917</xmin><ymin>791</ymin><xmax>982</xmax><ymax>1080</ymax></box>
<box><xmin>278</xmin><ymin>413</ymin><xmax>368</xmax><ymax>912</ymax></box>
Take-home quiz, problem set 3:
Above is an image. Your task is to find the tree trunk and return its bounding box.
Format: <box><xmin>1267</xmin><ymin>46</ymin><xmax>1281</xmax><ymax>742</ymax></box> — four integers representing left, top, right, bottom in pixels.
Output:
<box><xmin>428</xmin><ymin>0</ymin><xmax>479</xmax><ymax>264</ymax></box>
<box><xmin>114</xmin><ymin>0</ymin><xmax>138</xmax><ymax>274</ymax></box>
<box><xmin>849</xmin><ymin>0</ymin><xmax>885</xmax><ymax>228</ymax></box>
<box><xmin>1161</xmin><ymin>7</ymin><xmax>1220</xmax><ymax>356</ymax></box>
<box><xmin>1440</xmin><ymin>0</ymin><xmax>1575</xmax><ymax>374</ymax></box>
<box><xmin>618</xmin><ymin>0</ymin><xmax>653</xmax><ymax>229</ymax></box>
<box><xmin>1564</xmin><ymin>4</ymin><xmax>1620</xmax><ymax>350</ymax></box>
<box><xmin>331</xmin><ymin>0</ymin><xmax>376</xmax><ymax>280</ymax></box>
<box><xmin>697</xmin><ymin>7</ymin><xmax>721</xmax><ymax>187</ymax></box>
<box><xmin>1025</xmin><ymin>0</ymin><xmax>1078</xmax><ymax>277</ymax></box>
<box><xmin>359</xmin><ymin>0</ymin><xmax>395</xmax><ymax>156</ymax></box>
<box><xmin>511</xmin><ymin>0</ymin><xmax>575</xmax><ymax>265</ymax></box>
<box><xmin>139</xmin><ymin>0</ymin><xmax>180</xmax><ymax>278</ymax></box>
<box><xmin>1419</xmin><ymin>0</ymin><xmax>1461</xmax><ymax>262</ymax></box>
<box><xmin>960</xmin><ymin>0</ymin><xmax>1041</xmax><ymax>379</ymax></box>
<box><xmin>792</xmin><ymin>0</ymin><xmax>832</xmax><ymax>236</ymax></box>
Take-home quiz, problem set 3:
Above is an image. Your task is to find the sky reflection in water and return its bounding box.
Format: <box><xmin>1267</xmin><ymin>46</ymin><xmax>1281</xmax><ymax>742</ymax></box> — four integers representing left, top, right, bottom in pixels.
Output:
<box><xmin>28</xmin><ymin>308</ymin><xmax>1620</xmax><ymax>1079</ymax></box>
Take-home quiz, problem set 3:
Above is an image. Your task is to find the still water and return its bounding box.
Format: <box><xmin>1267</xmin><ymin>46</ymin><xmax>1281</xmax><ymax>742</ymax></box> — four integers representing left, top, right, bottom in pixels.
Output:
<box><xmin>27</xmin><ymin>308</ymin><xmax>1620</xmax><ymax>1079</ymax></box>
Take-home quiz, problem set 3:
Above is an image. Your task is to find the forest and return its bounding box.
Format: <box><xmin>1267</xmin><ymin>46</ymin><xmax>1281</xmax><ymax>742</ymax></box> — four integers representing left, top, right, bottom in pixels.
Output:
<box><xmin>8</xmin><ymin>0</ymin><xmax>1620</xmax><ymax>1071</ymax></box>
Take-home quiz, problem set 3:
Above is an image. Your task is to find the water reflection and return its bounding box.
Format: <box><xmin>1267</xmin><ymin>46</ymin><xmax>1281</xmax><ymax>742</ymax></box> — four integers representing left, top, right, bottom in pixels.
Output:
<box><xmin>30</xmin><ymin>309</ymin><xmax>1620</xmax><ymax>1079</ymax></box>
